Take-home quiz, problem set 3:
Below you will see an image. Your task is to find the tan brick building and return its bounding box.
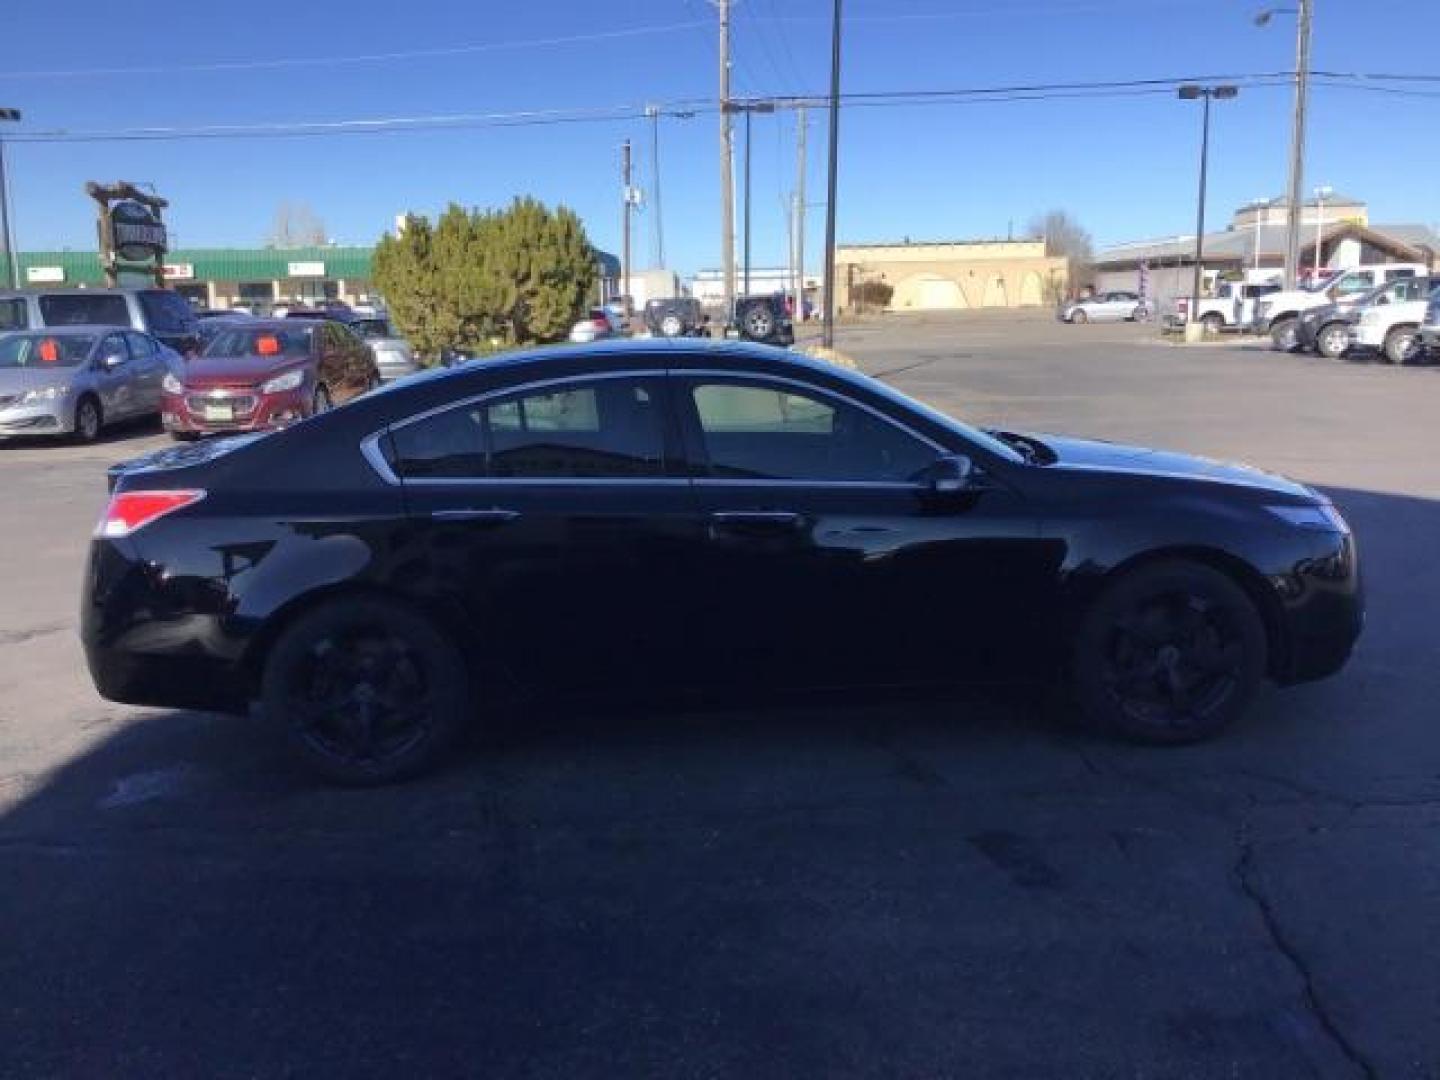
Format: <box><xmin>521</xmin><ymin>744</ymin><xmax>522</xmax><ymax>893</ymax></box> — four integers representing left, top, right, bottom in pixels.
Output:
<box><xmin>836</xmin><ymin>239</ymin><xmax>1068</xmax><ymax>312</ymax></box>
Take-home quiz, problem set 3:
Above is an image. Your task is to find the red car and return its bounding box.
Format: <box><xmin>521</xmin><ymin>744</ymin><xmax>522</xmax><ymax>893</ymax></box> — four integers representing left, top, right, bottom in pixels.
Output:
<box><xmin>162</xmin><ymin>319</ymin><xmax>380</xmax><ymax>438</ymax></box>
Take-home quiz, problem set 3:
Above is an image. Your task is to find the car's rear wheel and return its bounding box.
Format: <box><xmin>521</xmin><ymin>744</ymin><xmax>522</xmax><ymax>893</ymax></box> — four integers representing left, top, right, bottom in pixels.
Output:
<box><xmin>1201</xmin><ymin>313</ymin><xmax>1224</xmax><ymax>336</ymax></box>
<box><xmin>1384</xmin><ymin>325</ymin><xmax>1420</xmax><ymax>365</ymax></box>
<box><xmin>73</xmin><ymin>396</ymin><xmax>102</xmax><ymax>444</ymax></box>
<box><xmin>1071</xmin><ymin>309</ymin><xmax>1088</xmax><ymax>325</ymax></box>
<box><xmin>659</xmin><ymin>313</ymin><xmax>685</xmax><ymax>337</ymax></box>
<box><xmin>1270</xmin><ymin>317</ymin><xmax>1300</xmax><ymax>352</ymax></box>
<box><xmin>261</xmin><ymin>596</ymin><xmax>470</xmax><ymax>784</ymax></box>
<box><xmin>1316</xmin><ymin>322</ymin><xmax>1350</xmax><ymax>359</ymax></box>
<box><xmin>1072</xmin><ymin>560</ymin><xmax>1266</xmax><ymax>745</ymax></box>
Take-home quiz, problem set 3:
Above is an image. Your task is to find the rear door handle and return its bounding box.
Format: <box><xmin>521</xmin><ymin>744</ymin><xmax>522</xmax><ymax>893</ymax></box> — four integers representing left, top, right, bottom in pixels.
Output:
<box><xmin>708</xmin><ymin>510</ymin><xmax>804</xmax><ymax>532</ymax></box>
<box><xmin>430</xmin><ymin>508</ymin><xmax>520</xmax><ymax>524</ymax></box>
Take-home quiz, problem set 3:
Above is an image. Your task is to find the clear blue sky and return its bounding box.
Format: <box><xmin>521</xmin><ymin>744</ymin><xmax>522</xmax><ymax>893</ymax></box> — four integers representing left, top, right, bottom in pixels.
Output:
<box><xmin>3</xmin><ymin>0</ymin><xmax>1436</xmax><ymax>275</ymax></box>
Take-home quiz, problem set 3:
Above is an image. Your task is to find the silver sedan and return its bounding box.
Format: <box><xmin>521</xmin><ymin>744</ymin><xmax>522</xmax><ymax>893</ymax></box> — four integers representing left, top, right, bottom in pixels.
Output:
<box><xmin>1060</xmin><ymin>291</ymin><xmax>1147</xmax><ymax>324</ymax></box>
<box><xmin>0</xmin><ymin>326</ymin><xmax>173</xmax><ymax>442</ymax></box>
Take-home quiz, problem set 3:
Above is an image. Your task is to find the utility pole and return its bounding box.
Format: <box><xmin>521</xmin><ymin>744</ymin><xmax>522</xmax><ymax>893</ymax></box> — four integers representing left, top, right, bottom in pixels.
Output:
<box><xmin>0</xmin><ymin>107</ymin><xmax>20</xmax><ymax>290</ymax></box>
<box><xmin>821</xmin><ymin>0</ymin><xmax>843</xmax><ymax>348</ymax></box>
<box><xmin>621</xmin><ymin>138</ymin><xmax>632</xmax><ymax>305</ymax></box>
<box><xmin>1258</xmin><ymin>1</ymin><xmax>1312</xmax><ymax>290</ymax></box>
<box><xmin>646</xmin><ymin>105</ymin><xmax>665</xmax><ymax>269</ymax></box>
<box><xmin>743</xmin><ymin>109</ymin><xmax>752</xmax><ymax>295</ymax></box>
<box><xmin>717</xmin><ymin>0</ymin><xmax>736</xmax><ymax>319</ymax></box>
<box><xmin>794</xmin><ymin>105</ymin><xmax>807</xmax><ymax>320</ymax></box>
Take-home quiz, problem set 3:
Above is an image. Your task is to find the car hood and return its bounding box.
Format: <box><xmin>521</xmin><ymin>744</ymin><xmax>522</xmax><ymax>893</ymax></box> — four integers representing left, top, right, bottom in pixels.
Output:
<box><xmin>180</xmin><ymin>354</ymin><xmax>300</xmax><ymax>386</ymax></box>
<box><xmin>1031</xmin><ymin>433</ymin><xmax>1315</xmax><ymax>499</ymax></box>
<box><xmin>0</xmin><ymin>367</ymin><xmax>83</xmax><ymax>393</ymax></box>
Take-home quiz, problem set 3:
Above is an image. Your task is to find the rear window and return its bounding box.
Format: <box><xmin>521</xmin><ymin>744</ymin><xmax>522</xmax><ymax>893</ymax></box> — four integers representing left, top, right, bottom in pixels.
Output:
<box><xmin>138</xmin><ymin>290</ymin><xmax>196</xmax><ymax>333</ymax></box>
<box><xmin>37</xmin><ymin>293</ymin><xmax>131</xmax><ymax>328</ymax></box>
<box><xmin>204</xmin><ymin>325</ymin><xmax>314</xmax><ymax>358</ymax></box>
<box><xmin>0</xmin><ymin>298</ymin><xmax>27</xmax><ymax>330</ymax></box>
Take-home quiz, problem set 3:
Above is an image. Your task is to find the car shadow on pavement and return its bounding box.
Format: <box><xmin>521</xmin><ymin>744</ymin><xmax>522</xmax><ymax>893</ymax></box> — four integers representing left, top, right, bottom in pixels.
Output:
<box><xmin>1</xmin><ymin>483</ymin><xmax>1437</xmax><ymax>1077</ymax></box>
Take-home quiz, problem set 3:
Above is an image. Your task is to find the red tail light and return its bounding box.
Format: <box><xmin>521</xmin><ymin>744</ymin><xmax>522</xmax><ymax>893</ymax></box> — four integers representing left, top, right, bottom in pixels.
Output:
<box><xmin>97</xmin><ymin>489</ymin><xmax>206</xmax><ymax>538</ymax></box>
<box><xmin>593</xmin><ymin>318</ymin><xmax>608</xmax><ymax>331</ymax></box>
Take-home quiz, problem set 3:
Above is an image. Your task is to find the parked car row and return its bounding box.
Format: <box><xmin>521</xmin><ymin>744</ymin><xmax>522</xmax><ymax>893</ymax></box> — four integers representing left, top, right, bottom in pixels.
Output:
<box><xmin>1251</xmin><ymin>263</ymin><xmax>1430</xmax><ymax>352</ymax></box>
<box><xmin>1271</xmin><ymin>273</ymin><xmax>1437</xmax><ymax>364</ymax></box>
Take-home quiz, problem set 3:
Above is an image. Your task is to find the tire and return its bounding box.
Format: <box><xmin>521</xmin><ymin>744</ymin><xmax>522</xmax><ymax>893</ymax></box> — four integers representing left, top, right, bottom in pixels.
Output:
<box><xmin>741</xmin><ymin>303</ymin><xmax>776</xmax><ymax>340</ymax></box>
<box><xmin>1384</xmin><ymin>325</ymin><xmax>1420</xmax><ymax>366</ymax></box>
<box><xmin>659</xmin><ymin>313</ymin><xmax>685</xmax><ymax>337</ymax></box>
<box><xmin>1316</xmin><ymin>322</ymin><xmax>1350</xmax><ymax>359</ymax></box>
<box><xmin>1269</xmin><ymin>317</ymin><xmax>1299</xmax><ymax>352</ymax></box>
<box><xmin>260</xmin><ymin>596</ymin><xmax>470</xmax><ymax>784</ymax></box>
<box><xmin>73</xmin><ymin>396</ymin><xmax>103</xmax><ymax>444</ymax></box>
<box><xmin>1071</xmin><ymin>309</ymin><xmax>1089</xmax><ymax>325</ymax></box>
<box><xmin>1071</xmin><ymin>560</ymin><xmax>1267</xmax><ymax>745</ymax></box>
<box><xmin>1201</xmin><ymin>313</ymin><xmax>1224</xmax><ymax>336</ymax></box>
<box><xmin>312</xmin><ymin>384</ymin><xmax>332</xmax><ymax>414</ymax></box>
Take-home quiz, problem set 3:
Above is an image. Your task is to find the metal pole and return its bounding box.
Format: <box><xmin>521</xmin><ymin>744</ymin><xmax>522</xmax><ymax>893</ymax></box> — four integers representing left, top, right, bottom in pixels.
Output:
<box><xmin>1190</xmin><ymin>93</ymin><xmax>1212</xmax><ymax>324</ymax></box>
<box><xmin>743</xmin><ymin>109</ymin><xmax>752</xmax><ymax>296</ymax></box>
<box><xmin>718</xmin><ymin>0</ymin><xmax>736</xmax><ymax>320</ymax></box>
<box><xmin>1253</xmin><ymin>204</ymin><xmax>1262</xmax><ymax>272</ymax></box>
<box><xmin>621</xmin><ymin>138</ymin><xmax>632</xmax><ymax>305</ymax></box>
<box><xmin>648</xmin><ymin>106</ymin><xmax>665</xmax><ymax>269</ymax></box>
<box><xmin>1313</xmin><ymin>189</ymin><xmax>1324</xmax><ymax>278</ymax></box>
<box><xmin>795</xmin><ymin>106</ymin><xmax>807</xmax><ymax>320</ymax></box>
<box><xmin>821</xmin><ymin>0</ymin><xmax>843</xmax><ymax>348</ymax></box>
<box><xmin>1283</xmin><ymin>0</ymin><xmax>1312</xmax><ymax>290</ymax></box>
<box><xmin>0</xmin><ymin>137</ymin><xmax>16</xmax><ymax>289</ymax></box>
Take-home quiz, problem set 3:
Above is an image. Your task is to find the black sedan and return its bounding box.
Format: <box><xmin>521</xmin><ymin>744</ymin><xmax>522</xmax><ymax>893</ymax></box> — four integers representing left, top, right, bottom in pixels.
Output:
<box><xmin>83</xmin><ymin>340</ymin><xmax>1362</xmax><ymax>783</ymax></box>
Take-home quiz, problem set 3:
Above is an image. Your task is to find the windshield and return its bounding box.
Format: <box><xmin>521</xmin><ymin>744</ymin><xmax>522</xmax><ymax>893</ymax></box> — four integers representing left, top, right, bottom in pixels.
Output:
<box><xmin>0</xmin><ymin>333</ymin><xmax>95</xmax><ymax>369</ymax></box>
<box><xmin>1303</xmin><ymin>272</ymin><xmax>1340</xmax><ymax>293</ymax></box>
<box><xmin>204</xmin><ymin>325</ymin><xmax>313</xmax><ymax>358</ymax></box>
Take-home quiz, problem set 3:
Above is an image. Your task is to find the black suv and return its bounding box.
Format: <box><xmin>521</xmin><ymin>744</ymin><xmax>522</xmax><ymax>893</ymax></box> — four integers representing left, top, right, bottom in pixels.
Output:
<box><xmin>644</xmin><ymin>297</ymin><xmax>709</xmax><ymax>338</ymax></box>
<box><xmin>732</xmin><ymin>294</ymin><xmax>794</xmax><ymax>346</ymax></box>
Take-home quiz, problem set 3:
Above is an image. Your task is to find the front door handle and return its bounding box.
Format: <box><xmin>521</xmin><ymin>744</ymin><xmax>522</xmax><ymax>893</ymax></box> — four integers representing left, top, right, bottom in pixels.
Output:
<box><xmin>708</xmin><ymin>510</ymin><xmax>804</xmax><ymax>534</ymax></box>
<box><xmin>430</xmin><ymin>508</ymin><xmax>520</xmax><ymax>524</ymax></box>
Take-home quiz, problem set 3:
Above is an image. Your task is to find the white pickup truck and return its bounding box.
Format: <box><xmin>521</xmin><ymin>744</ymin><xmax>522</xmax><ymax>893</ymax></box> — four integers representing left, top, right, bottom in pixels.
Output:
<box><xmin>1254</xmin><ymin>263</ymin><xmax>1430</xmax><ymax>351</ymax></box>
<box><xmin>1348</xmin><ymin>280</ymin><xmax>1440</xmax><ymax>364</ymax></box>
<box><xmin>1176</xmin><ymin>280</ymin><xmax>1281</xmax><ymax>334</ymax></box>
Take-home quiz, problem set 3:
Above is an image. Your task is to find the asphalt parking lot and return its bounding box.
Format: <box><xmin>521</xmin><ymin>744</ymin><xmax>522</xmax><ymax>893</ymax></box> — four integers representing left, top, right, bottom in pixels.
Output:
<box><xmin>3</xmin><ymin>311</ymin><xmax>1438</xmax><ymax>1078</ymax></box>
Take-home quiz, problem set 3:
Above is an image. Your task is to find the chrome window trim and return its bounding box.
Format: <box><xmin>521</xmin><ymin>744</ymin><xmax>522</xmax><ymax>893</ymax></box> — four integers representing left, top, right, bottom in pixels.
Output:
<box><xmin>358</xmin><ymin>364</ymin><xmax>947</xmax><ymax>487</ymax></box>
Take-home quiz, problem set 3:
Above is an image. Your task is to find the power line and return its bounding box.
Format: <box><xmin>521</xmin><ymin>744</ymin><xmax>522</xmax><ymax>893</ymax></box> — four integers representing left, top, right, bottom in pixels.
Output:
<box><xmin>8</xmin><ymin>72</ymin><xmax>1435</xmax><ymax>145</ymax></box>
<box><xmin>0</xmin><ymin>22</ymin><xmax>712</xmax><ymax>80</ymax></box>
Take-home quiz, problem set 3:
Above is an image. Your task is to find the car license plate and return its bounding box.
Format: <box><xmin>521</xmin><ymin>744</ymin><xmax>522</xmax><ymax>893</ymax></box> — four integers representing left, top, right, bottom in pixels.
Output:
<box><xmin>204</xmin><ymin>404</ymin><xmax>233</xmax><ymax>422</ymax></box>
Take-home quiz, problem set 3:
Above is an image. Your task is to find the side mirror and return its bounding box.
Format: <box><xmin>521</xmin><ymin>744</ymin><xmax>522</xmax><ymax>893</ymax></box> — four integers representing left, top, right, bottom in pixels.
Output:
<box><xmin>923</xmin><ymin>453</ymin><xmax>977</xmax><ymax>495</ymax></box>
<box><xmin>102</xmin><ymin>351</ymin><xmax>127</xmax><ymax>370</ymax></box>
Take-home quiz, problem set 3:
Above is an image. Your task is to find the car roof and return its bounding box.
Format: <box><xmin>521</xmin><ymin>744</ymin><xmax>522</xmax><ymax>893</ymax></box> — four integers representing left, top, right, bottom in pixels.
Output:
<box><xmin>4</xmin><ymin>324</ymin><xmax>130</xmax><ymax>335</ymax></box>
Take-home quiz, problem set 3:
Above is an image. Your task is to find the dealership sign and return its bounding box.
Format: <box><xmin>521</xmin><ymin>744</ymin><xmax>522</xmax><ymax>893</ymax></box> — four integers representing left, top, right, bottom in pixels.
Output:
<box><xmin>26</xmin><ymin>266</ymin><xmax>65</xmax><ymax>284</ymax></box>
<box><xmin>111</xmin><ymin>200</ymin><xmax>169</xmax><ymax>261</ymax></box>
<box><xmin>162</xmin><ymin>263</ymin><xmax>195</xmax><ymax>281</ymax></box>
<box><xmin>287</xmin><ymin>261</ymin><xmax>325</xmax><ymax>278</ymax></box>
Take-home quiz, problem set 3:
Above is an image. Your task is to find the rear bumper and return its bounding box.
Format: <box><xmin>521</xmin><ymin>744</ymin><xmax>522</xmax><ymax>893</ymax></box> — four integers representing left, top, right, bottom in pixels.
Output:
<box><xmin>81</xmin><ymin>538</ymin><xmax>249</xmax><ymax>713</ymax></box>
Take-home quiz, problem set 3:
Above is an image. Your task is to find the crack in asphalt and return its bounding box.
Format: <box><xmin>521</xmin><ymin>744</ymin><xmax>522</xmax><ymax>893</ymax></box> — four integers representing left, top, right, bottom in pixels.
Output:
<box><xmin>1235</xmin><ymin>832</ymin><xmax>1379</xmax><ymax>1080</ymax></box>
<box><xmin>0</xmin><ymin>622</ymin><xmax>68</xmax><ymax>647</ymax></box>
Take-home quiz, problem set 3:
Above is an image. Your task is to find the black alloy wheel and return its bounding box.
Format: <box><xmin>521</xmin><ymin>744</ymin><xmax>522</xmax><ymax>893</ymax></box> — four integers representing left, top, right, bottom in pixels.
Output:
<box><xmin>261</xmin><ymin>597</ymin><xmax>469</xmax><ymax>784</ymax></box>
<box><xmin>1073</xmin><ymin>561</ymin><xmax>1266</xmax><ymax>744</ymax></box>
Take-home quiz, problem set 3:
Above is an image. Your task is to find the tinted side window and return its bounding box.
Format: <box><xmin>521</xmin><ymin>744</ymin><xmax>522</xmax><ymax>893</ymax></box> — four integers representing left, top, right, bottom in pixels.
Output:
<box><xmin>689</xmin><ymin>381</ymin><xmax>934</xmax><ymax>482</ymax></box>
<box><xmin>139</xmin><ymin>291</ymin><xmax>185</xmax><ymax>332</ymax></box>
<box><xmin>38</xmin><ymin>293</ymin><xmax>131</xmax><ymax>328</ymax></box>
<box><xmin>0</xmin><ymin>298</ymin><xmax>28</xmax><ymax>330</ymax></box>
<box><xmin>487</xmin><ymin>380</ymin><xmax>663</xmax><ymax>478</ymax></box>
<box><xmin>390</xmin><ymin>377</ymin><xmax>666</xmax><ymax>480</ymax></box>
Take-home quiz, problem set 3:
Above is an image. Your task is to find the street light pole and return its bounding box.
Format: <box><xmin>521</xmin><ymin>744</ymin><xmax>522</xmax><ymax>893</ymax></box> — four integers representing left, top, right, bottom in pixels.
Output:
<box><xmin>744</xmin><ymin>109</ymin><xmax>753</xmax><ymax>295</ymax></box>
<box><xmin>821</xmin><ymin>0</ymin><xmax>843</xmax><ymax>349</ymax></box>
<box><xmin>1313</xmin><ymin>183</ymin><xmax>1332</xmax><ymax>278</ymax></box>
<box><xmin>0</xmin><ymin>107</ymin><xmax>21</xmax><ymax>290</ymax></box>
<box><xmin>1178</xmin><ymin>85</ymin><xmax>1238</xmax><ymax>331</ymax></box>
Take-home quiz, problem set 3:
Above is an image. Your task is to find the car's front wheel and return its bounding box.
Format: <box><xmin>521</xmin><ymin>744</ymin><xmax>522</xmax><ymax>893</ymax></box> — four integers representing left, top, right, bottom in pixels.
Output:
<box><xmin>1316</xmin><ymin>322</ymin><xmax>1350</xmax><ymax>359</ymax></box>
<box><xmin>659</xmin><ymin>313</ymin><xmax>685</xmax><ymax>337</ymax></box>
<box><xmin>1384</xmin><ymin>325</ymin><xmax>1421</xmax><ymax>365</ymax></box>
<box><xmin>1270</xmin><ymin>317</ymin><xmax>1300</xmax><ymax>352</ymax></box>
<box><xmin>261</xmin><ymin>596</ymin><xmax>470</xmax><ymax>784</ymax></box>
<box><xmin>1072</xmin><ymin>560</ymin><xmax>1266</xmax><ymax>745</ymax></box>
<box><xmin>73</xmin><ymin>395</ymin><xmax>103</xmax><ymax>444</ymax></box>
<box><xmin>1071</xmin><ymin>309</ymin><xmax>1088</xmax><ymax>325</ymax></box>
